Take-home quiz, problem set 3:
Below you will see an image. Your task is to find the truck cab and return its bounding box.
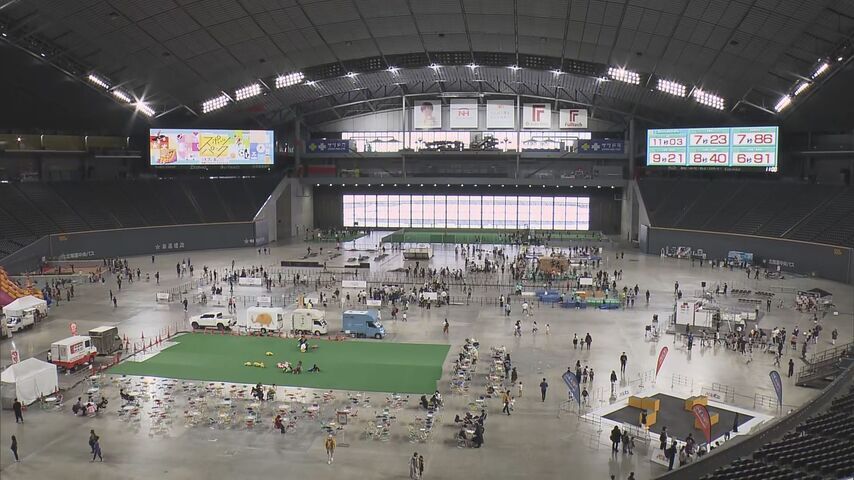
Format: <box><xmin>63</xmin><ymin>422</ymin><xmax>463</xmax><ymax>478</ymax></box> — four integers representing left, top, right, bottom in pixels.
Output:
<box><xmin>343</xmin><ymin>309</ymin><xmax>385</xmax><ymax>339</ymax></box>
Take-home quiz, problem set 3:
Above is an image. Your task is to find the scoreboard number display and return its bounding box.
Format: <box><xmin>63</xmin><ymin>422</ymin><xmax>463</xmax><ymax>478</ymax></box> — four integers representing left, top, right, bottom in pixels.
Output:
<box><xmin>647</xmin><ymin>126</ymin><xmax>778</xmax><ymax>170</ymax></box>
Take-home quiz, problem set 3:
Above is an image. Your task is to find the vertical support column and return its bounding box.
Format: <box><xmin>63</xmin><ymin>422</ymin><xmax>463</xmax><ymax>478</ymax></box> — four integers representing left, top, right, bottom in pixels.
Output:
<box><xmin>515</xmin><ymin>95</ymin><xmax>521</xmax><ymax>179</ymax></box>
<box><xmin>294</xmin><ymin>115</ymin><xmax>302</xmax><ymax>171</ymax></box>
<box><xmin>628</xmin><ymin>117</ymin><xmax>636</xmax><ymax>180</ymax></box>
<box><xmin>402</xmin><ymin>95</ymin><xmax>407</xmax><ymax>178</ymax></box>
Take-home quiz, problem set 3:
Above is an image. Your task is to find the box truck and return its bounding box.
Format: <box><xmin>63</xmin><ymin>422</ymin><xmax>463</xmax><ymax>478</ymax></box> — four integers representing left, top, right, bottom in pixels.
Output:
<box><xmin>88</xmin><ymin>326</ymin><xmax>122</xmax><ymax>355</ymax></box>
<box><xmin>242</xmin><ymin>307</ymin><xmax>286</xmax><ymax>334</ymax></box>
<box><xmin>292</xmin><ymin>308</ymin><xmax>328</xmax><ymax>336</ymax></box>
<box><xmin>50</xmin><ymin>335</ymin><xmax>97</xmax><ymax>371</ymax></box>
<box><xmin>342</xmin><ymin>310</ymin><xmax>385</xmax><ymax>339</ymax></box>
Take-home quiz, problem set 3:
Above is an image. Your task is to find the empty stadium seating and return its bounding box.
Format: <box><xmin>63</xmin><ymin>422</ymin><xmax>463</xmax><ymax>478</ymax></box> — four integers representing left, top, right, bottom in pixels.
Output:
<box><xmin>0</xmin><ymin>175</ymin><xmax>282</xmax><ymax>258</ymax></box>
<box><xmin>638</xmin><ymin>179</ymin><xmax>854</xmax><ymax>248</ymax></box>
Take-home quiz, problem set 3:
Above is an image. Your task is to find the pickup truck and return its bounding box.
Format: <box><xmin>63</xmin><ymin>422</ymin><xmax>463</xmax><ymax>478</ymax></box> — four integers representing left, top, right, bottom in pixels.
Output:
<box><xmin>190</xmin><ymin>311</ymin><xmax>236</xmax><ymax>331</ymax></box>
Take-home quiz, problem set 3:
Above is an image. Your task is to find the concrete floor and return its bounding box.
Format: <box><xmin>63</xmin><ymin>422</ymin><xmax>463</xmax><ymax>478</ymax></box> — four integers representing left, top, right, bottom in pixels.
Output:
<box><xmin>2</xmin><ymin>237</ymin><xmax>852</xmax><ymax>480</ymax></box>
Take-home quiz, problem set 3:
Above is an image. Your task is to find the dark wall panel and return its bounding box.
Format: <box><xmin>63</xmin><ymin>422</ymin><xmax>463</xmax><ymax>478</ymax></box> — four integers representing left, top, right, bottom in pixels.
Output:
<box><xmin>313</xmin><ymin>187</ymin><xmax>622</xmax><ymax>234</ymax></box>
<box><xmin>645</xmin><ymin>227</ymin><xmax>852</xmax><ymax>284</ymax></box>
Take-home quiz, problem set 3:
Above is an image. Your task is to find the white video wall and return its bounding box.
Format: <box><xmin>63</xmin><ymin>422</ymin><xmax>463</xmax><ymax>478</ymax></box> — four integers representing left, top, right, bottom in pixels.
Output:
<box><xmin>343</xmin><ymin>195</ymin><xmax>590</xmax><ymax>230</ymax></box>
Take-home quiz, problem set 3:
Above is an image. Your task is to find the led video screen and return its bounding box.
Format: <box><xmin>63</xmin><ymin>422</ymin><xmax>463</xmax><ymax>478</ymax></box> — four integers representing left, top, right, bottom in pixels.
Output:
<box><xmin>149</xmin><ymin>129</ymin><xmax>274</xmax><ymax>166</ymax></box>
<box><xmin>647</xmin><ymin>126</ymin><xmax>778</xmax><ymax>171</ymax></box>
<box><xmin>343</xmin><ymin>195</ymin><xmax>590</xmax><ymax>230</ymax></box>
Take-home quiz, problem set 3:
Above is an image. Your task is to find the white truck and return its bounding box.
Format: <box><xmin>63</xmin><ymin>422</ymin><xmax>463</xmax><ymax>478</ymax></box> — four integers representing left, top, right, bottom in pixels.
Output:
<box><xmin>189</xmin><ymin>311</ymin><xmax>236</xmax><ymax>331</ymax></box>
<box><xmin>4</xmin><ymin>295</ymin><xmax>47</xmax><ymax>333</ymax></box>
<box><xmin>241</xmin><ymin>307</ymin><xmax>286</xmax><ymax>334</ymax></box>
<box><xmin>50</xmin><ymin>335</ymin><xmax>97</xmax><ymax>371</ymax></box>
<box><xmin>291</xmin><ymin>308</ymin><xmax>328</xmax><ymax>336</ymax></box>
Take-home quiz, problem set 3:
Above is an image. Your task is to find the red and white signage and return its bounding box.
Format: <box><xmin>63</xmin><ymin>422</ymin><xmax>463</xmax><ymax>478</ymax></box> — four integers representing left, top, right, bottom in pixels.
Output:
<box><xmin>523</xmin><ymin>103</ymin><xmax>551</xmax><ymax>129</ymax></box>
<box><xmin>560</xmin><ymin>108</ymin><xmax>588</xmax><ymax>129</ymax></box>
<box><xmin>655</xmin><ymin>346</ymin><xmax>669</xmax><ymax>378</ymax></box>
<box><xmin>449</xmin><ymin>99</ymin><xmax>478</xmax><ymax>128</ymax></box>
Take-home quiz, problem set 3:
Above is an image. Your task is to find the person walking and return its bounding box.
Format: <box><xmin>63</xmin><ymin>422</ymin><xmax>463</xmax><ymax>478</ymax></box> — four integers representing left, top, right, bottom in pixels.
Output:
<box><xmin>539</xmin><ymin>378</ymin><xmax>548</xmax><ymax>402</ymax></box>
<box><xmin>659</xmin><ymin>427</ymin><xmax>668</xmax><ymax>450</ymax></box>
<box><xmin>666</xmin><ymin>439</ymin><xmax>678</xmax><ymax>470</ymax></box>
<box><xmin>89</xmin><ymin>430</ymin><xmax>98</xmax><ymax>453</ymax></box>
<box><xmin>610</xmin><ymin>370</ymin><xmax>618</xmax><ymax>394</ymax></box>
<box><xmin>502</xmin><ymin>390</ymin><xmax>512</xmax><ymax>415</ymax></box>
<box><xmin>90</xmin><ymin>432</ymin><xmax>103</xmax><ymax>462</ymax></box>
<box><xmin>442</xmin><ymin>318</ymin><xmax>449</xmax><ymax>335</ymax></box>
<box><xmin>620</xmin><ymin>352</ymin><xmax>628</xmax><ymax>376</ymax></box>
<box><xmin>12</xmin><ymin>398</ymin><xmax>23</xmax><ymax>423</ymax></box>
<box><xmin>510</xmin><ymin>367</ymin><xmax>518</xmax><ymax>385</ymax></box>
<box><xmin>418</xmin><ymin>454</ymin><xmax>425</xmax><ymax>478</ymax></box>
<box><xmin>572</xmin><ymin>333</ymin><xmax>579</xmax><ymax>349</ymax></box>
<box><xmin>585</xmin><ymin>333</ymin><xmax>592</xmax><ymax>350</ymax></box>
<box><xmin>409</xmin><ymin>452</ymin><xmax>420</xmax><ymax>479</ymax></box>
<box><xmin>324</xmin><ymin>434</ymin><xmax>336</xmax><ymax>464</ymax></box>
<box><xmin>788</xmin><ymin>358</ymin><xmax>795</xmax><ymax>378</ymax></box>
<box><xmin>831</xmin><ymin>328</ymin><xmax>838</xmax><ymax>345</ymax></box>
<box><xmin>10</xmin><ymin>435</ymin><xmax>19</xmax><ymax>462</ymax></box>
<box><xmin>517</xmin><ymin>381</ymin><xmax>523</xmax><ymax>398</ymax></box>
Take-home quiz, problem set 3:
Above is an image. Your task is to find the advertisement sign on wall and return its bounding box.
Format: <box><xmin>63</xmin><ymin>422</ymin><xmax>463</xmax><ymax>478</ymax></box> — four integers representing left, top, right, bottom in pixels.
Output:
<box><xmin>413</xmin><ymin>100</ymin><xmax>442</xmax><ymax>129</ymax></box>
<box><xmin>560</xmin><ymin>109</ymin><xmax>588</xmax><ymax>129</ymax></box>
<box><xmin>578</xmin><ymin>139</ymin><xmax>624</xmax><ymax>154</ymax></box>
<box><xmin>149</xmin><ymin>129</ymin><xmax>274</xmax><ymax>166</ymax></box>
<box><xmin>522</xmin><ymin>103</ymin><xmax>552</xmax><ymax>129</ymax></box>
<box><xmin>306</xmin><ymin>139</ymin><xmax>350</xmax><ymax>153</ymax></box>
<box><xmin>449</xmin><ymin>99</ymin><xmax>478</xmax><ymax>128</ymax></box>
<box><xmin>486</xmin><ymin>100</ymin><xmax>515</xmax><ymax>129</ymax></box>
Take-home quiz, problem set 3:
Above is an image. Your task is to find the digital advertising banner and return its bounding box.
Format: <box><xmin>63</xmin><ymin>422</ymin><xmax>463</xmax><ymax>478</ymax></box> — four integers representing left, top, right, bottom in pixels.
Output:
<box><xmin>150</xmin><ymin>129</ymin><xmax>274</xmax><ymax>166</ymax></box>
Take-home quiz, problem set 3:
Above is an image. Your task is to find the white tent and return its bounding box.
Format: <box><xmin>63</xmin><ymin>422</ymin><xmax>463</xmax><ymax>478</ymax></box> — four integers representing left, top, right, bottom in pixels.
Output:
<box><xmin>1</xmin><ymin>357</ymin><xmax>59</xmax><ymax>407</ymax></box>
<box><xmin>2</xmin><ymin>295</ymin><xmax>47</xmax><ymax>317</ymax></box>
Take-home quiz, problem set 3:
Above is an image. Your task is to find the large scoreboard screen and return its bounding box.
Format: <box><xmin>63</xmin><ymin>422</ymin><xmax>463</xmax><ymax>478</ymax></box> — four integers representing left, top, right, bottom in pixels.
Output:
<box><xmin>647</xmin><ymin>126</ymin><xmax>778</xmax><ymax>171</ymax></box>
<box><xmin>149</xmin><ymin>129</ymin><xmax>274</xmax><ymax>166</ymax></box>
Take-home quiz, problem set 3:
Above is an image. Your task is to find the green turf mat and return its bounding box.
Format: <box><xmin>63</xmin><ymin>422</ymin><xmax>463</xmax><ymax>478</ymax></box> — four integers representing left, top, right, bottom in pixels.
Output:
<box><xmin>111</xmin><ymin>333</ymin><xmax>450</xmax><ymax>394</ymax></box>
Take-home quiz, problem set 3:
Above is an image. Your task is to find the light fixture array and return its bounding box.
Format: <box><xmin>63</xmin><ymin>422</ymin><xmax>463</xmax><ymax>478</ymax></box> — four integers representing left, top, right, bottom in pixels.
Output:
<box><xmin>110</xmin><ymin>89</ymin><xmax>132</xmax><ymax>103</ymax></box>
<box><xmin>234</xmin><ymin>83</ymin><xmax>262</xmax><ymax>101</ymax></box>
<box><xmin>87</xmin><ymin>73</ymin><xmax>110</xmax><ymax>89</ymax></box>
<box><xmin>135</xmin><ymin>102</ymin><xmax>155</xmax><ymax>117</ymax></box>
<box><xmin>275</xmin><ymin>72</ymin><xmax>304</xmax><ymax>88</ymax></box>
<box><xmin>692</xmin><ymin>89</ymin><xmax>725</xmax><ymax>110</ymax></box>
<box><xmin>607</xmin><ymin>67</ymin><xmax>640</xmax><ymax>85</ymax></box>
<box><xmin>202</xmin><ymin>94</ymin><xmax>230</xmax><ymax>114</ymax></box>
<box><xmin>656</xmin><ymin>79</ymin><xmax>686</xmax><ymax>97</ymax></box>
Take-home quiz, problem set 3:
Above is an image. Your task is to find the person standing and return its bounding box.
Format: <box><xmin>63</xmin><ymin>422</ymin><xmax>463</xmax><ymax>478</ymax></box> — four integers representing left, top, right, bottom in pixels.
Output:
<box><xmin>442</xmin><ymin>318</ymin><xmax>449</xmax><ymax>335</ymax></box>
<box><xmin>659</xmin><ymin>427</ymin><xmax>668</xmax><ymax>450</ymax></box>
<box><xmin>585</xmin><ymin>333</ymin><xmax>592</xmax><ymax>350</ymax></box>
<box><xmin>572</xmin><ymin>333</ymin><xmax>579</xmax><ymax>349</ymax></box>
<box><xmin>510</xmin><ymin>367</ymin><xmax>518</xmax><ymax>385</ymax></box>
<box><xmin>12</xmin><ymin>398</ymin><xmax>23</xmax><ymax>423</ymax></box>
<box><xmin>831</xmin><ymin>328</ymin><xmax>838</xmax><ymax>345</ymax></box>
<box><xmin>788</xmin><ymin>358</ymin><xmax>795</xmax><ymax>378</ymax></box>
<box><xmin>324</xmin><ymin>434</ymin><xmax>336</xmax><ymax>464</ymax></box>
<box><xmin>610</xmin><ymin>371</ymin><xmax>618</xmax><ymax>394</ymax></box>
<box><xmin>610</xmin><ymin>425</ymin><xmax>621</xmax><ymax>453</ymax></box>
<box><xmin>666</xmin><ymin>439</ymin><xmax>678</xmax><ymax>470</ymax></box>
<box><xmin>539</xmin><ymin>378</ymin><xmax>548</xmax><ymax>402</ymax></box>
<box><xmin>620</xmin><ymin>352</ymin><xmax>628</xmax><ymax>376</ymax></box>
<box><xmin>418</xmin><ymin>454</ymin><xmax>425</xmax><ymax>478</ymax></box>
<box><xmin>409</xmin><ymin>452</ymin><xmax>420</xmax><ymax>479</ymax></box>
<box><xmin>10</xmin><ymin>435</ymin><xmax>19</xmax><ymax>462</ymax></box>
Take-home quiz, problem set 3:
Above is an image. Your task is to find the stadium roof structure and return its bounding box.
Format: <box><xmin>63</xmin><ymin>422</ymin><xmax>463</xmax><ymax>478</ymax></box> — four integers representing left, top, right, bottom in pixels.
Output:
<box><xmin>1</xmin><ymin>0</ymin><xmax>852</xmax><ymax>129</ymax></box>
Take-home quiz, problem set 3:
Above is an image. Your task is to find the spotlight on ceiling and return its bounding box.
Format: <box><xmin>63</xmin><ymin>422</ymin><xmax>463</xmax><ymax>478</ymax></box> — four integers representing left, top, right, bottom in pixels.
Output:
<box><xmin>110</xmin><ymin>89</ymin><xmax>132</xmax><ymax>103</ymax></box>
<box><xmin>234</xmin><ymin>83</ymin><xmax>262</xmax><ymax>101</ymax></box>
<box><xmin>345</xmin><ymin>72</ymin><xmax>358</xmax><ymax>78</ymax></box>
<box><xmin>275</xmin><ymin>72</ymin><xmax>304</xmax><ymax>88</ymax></box>
<box><xmin>692</xmin><ymin>88</ymin><xmax>725</xmax><ymax>110</ymax></box>
<box><xmin>387</xmin><ymin>66</ymin><xmax>400</xmax><ymax>74</ymax></box>
<box><xmin>774</xmin><ymin>95</ymin><xmax>791</xmax><ymax>112</ymax></box>
<box><xmin>793</xmin><ymin>82</ymin><xmax>810</xmax><ymax>96</ymax></box>
<box><xmin>135</xmin><ymin>101</ymin><xmax>155</xmax><ymax>117</ymax></box>
<box><xmin>202</xmin><ymin>94</ymin><xmax>230</xmax><ymax>114</ymax></box>
<box><xmin>87</xmin><ymin>73</ymin><xmax>110</xmax><ymax>89</ymax></box>
<box><xmin>607</xmin><ymin>67</ymin><xmax>640</xmax><ymax>85</ymax></box>
<box><xmin>508</xmin><ymin>65</ymin><xmax>521</xmax><ymax>71</ymax></box>
<box><xmin>656</xmin><ymin>79</ymin><xmax>686</xmax><ymax>97</ymax></box>
<box><xmin>811</xmin><ymin>62</ymin><xmax>829</xmax><ymax>79</ymax></box>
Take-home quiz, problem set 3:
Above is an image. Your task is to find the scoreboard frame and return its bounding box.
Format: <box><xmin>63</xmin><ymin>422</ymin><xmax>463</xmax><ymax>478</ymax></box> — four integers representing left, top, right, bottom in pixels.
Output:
<box><xmin>647</xmin><ymin>126</ymin><xmax>778</xmax><ymax>170</ymax></box>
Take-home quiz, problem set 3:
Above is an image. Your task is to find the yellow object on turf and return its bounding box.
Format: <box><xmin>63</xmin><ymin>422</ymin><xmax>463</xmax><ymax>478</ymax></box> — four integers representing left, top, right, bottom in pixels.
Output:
<box><xmin>265</xmin><ymin>352</ymin><xmax>274</xmax><ymax>356</ymax></box>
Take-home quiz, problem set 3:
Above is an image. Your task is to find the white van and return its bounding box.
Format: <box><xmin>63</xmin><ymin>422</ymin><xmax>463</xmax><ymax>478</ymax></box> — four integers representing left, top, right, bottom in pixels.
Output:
<box><xmin>292</xmin><ymin>308</ymin><xmax>328</xmax><ymax>336</ymax></box>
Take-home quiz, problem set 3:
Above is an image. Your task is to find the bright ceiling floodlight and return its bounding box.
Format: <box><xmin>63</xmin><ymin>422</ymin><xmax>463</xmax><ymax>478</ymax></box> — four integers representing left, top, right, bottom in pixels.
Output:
<box><xmin>234</xmin><ymin>83</ymin><xmax>262</xmax><ymax>101</ymax></box>
<box><xmin>811</xmin><ymin>62</ymin><xmax>829</xmax><ymax>79</ymax></box>
<box><xmin>608</xmin><ymin>67</ymin><xmax>640</xmax><ymax>84</ymax></box>
<box><xmin>202</xmin><ymin>94</ymin><xmax>229</xmax><ymax>114</ymax></box>
<box><xmin>692</xmin><ymin>88</ymin><xmax>725</xmax><ymax>110</ymax></box>
<box><xmin>275</xmin><ymin>72</ymin><xmax>304</xmax><ymax>88</ymax></box>
<box><xmin>387</xmin><ymin>66</ymin><xmax>400</xmax><ymax>74</ymax></box>
<box><xmin>656</xmin><ymin>78</ymin><xmax>686</xmax><ymax>97</ymax></box>
<box><xmin>87</xmin><ymin>73</ymin><xmax>110</xmax><ymax>89</ymax></box>
<box><xmin>467</xmin><ymin>63</ymin><xmax>478</xmax><ymax>70</ymax></box>
<box><xmin>508</xmin><ymin>65</ymin><xmax>521</xmax><ymax>71</ymax></box>
<box><xmin>345</xmin><ymin>71</ymin><xmax>358</xmax><ymax>78</ymax></box>
<box><xmin>110</xmin><ymin>89</ymin><xmax>132</xmax><ymax>103</ymax></box>
<box><xmin>793</xmin><ymin>81</ymin><xmax>810</xmax><ymax>96</ymax></box>
<box><xmin>551</xmin><ymin>69</ymin><xmax>563</xmax><ymax>76</ymax></box>
<box><xmin>135</xmin><ymin>102</ymin><xmax>155</xmax><ymax>117</ymax></box>
<box><xmin>774</xmin><ymin>95</ymin><xmax>791</xmax><ymax>112</ymax></box>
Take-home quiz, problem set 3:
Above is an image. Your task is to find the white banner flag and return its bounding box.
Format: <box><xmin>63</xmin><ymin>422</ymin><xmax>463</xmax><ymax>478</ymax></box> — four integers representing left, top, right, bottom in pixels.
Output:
<box><xmin>450</xmin><ymin>99</ymin><xmax>478</xmax><ymax>128</ymax></box>
<box><xmin>523</xmin><ymin>103</ymin><xmax>551</xmax><ymax>129</ymax></box>
<box><xmin>486</xmin><ymin>100</ymin><xmax>515</xmax><ymax>129</ymax></box>
<box><xmin>560</xmin><ymin>108</ymin><xmax>588</xmax><ymax>129</ymax></box>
